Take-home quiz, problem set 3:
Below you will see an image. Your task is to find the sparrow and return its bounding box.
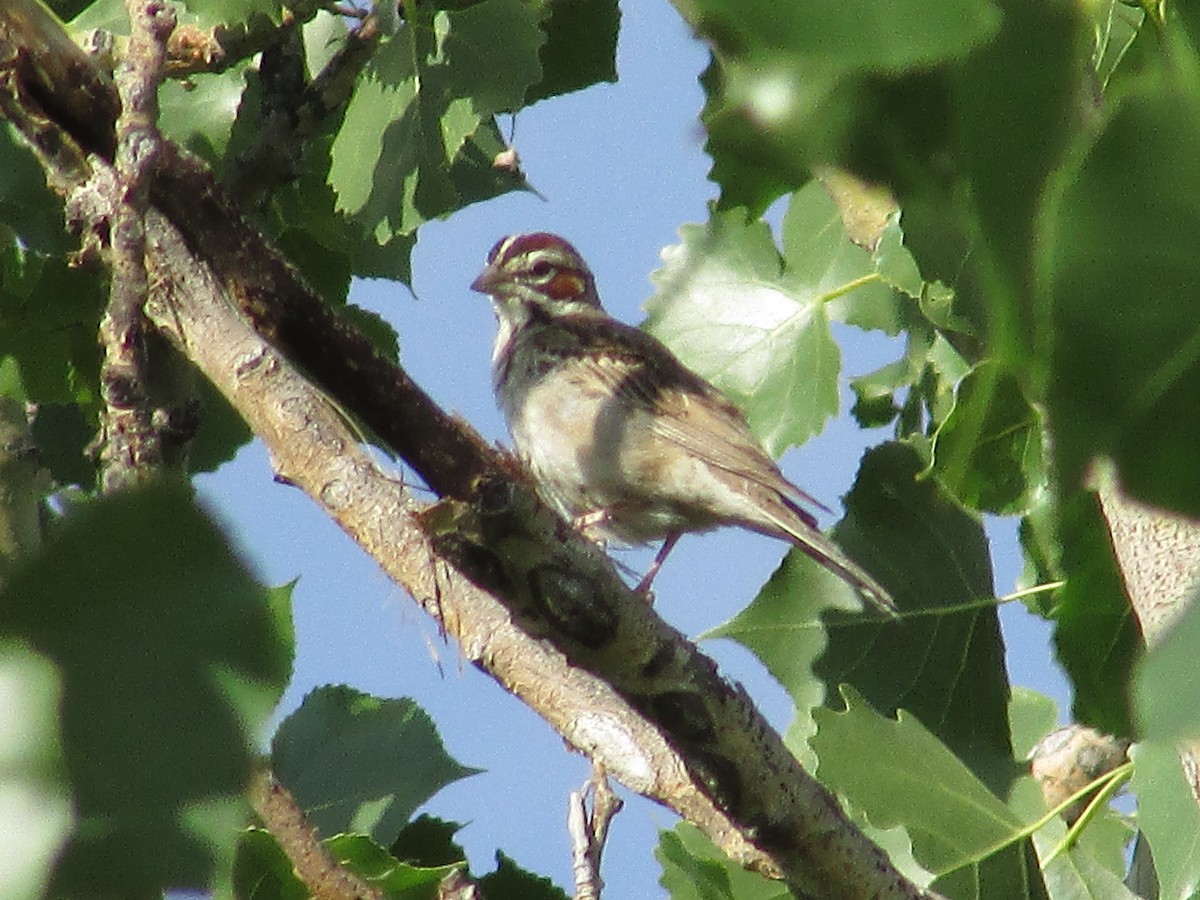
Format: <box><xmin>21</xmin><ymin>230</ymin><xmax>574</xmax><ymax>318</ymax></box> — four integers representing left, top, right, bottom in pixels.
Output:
<box><xmin>470</xmin><ymin>231</ymin><xmax>896</xmax><ymax>614</ymax></box>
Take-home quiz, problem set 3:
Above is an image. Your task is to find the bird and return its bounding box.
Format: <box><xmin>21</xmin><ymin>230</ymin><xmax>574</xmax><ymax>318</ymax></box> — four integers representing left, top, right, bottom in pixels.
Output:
<box><xmin>470</xmin><ymin>231</ymin><xmax>896</xmax><ymax>615</ymax></box>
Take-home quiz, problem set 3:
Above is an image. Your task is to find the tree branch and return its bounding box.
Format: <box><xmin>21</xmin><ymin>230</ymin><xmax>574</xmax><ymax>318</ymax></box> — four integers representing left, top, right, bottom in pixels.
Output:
<box><xmin>0</xmin><ymin>6</ymin><xmax>932</xmax><ymax>896</ymax></box>
<box><xmin>249</xmin><ymin>768</ymin><xmax>385</xmax><ymax>900</ymax></box>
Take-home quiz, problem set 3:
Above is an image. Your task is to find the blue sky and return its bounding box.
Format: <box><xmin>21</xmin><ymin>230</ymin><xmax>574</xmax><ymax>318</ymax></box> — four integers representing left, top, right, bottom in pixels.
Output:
<box><xmin>197</xmin><ymin>2</ymin><xmax>1069</xmax><ymax>894</ymax></box>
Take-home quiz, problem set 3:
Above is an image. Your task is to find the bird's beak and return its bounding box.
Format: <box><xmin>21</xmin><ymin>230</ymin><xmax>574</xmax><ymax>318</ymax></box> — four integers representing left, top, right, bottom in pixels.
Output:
<box><xmin>470</xmin><ymin>265</ymin><xmax>503</xmax><ymax>294</ymax></box>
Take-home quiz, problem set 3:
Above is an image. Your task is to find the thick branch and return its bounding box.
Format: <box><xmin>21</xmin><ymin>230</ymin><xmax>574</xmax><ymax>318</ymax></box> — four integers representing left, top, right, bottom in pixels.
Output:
<box><xmin>1</xmin><ymin>7</ymin><xmax>931</xmax><ymax>896</ymax></box>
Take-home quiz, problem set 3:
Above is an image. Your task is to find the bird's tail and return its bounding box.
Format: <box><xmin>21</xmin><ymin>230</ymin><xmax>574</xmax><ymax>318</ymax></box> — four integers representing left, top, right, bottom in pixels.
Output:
<box><xmin>766</xmin><ymin>507</ymin><xmax>898</xmax><ymax>616</ymax></box>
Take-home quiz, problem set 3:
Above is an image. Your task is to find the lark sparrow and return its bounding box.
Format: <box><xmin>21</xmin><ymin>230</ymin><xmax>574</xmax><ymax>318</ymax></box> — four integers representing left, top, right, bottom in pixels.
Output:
<box><xmin>471</xmin><ymin>232</ymin><xmax>895</xmax><ymax>614</ymax></box>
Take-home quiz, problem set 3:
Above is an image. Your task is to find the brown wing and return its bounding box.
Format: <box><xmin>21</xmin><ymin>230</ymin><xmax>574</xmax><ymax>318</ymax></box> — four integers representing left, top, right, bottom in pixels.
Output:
<box><xmin>547</xmin><ymin>313</ymin><xmax>896</xmax><ymax>614</ymax></box>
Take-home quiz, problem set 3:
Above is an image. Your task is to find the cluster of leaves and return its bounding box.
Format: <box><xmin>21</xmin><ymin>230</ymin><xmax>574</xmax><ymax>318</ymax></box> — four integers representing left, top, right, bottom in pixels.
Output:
<box><xmin>5</xmin><ymin>0</ymin><xmax>1200</xmax><ymax>897</ymax></box>
<box><xmin>641</xmin><ymin>0</ymin><xmax>1200</xmax><ymax>896</ymax></box>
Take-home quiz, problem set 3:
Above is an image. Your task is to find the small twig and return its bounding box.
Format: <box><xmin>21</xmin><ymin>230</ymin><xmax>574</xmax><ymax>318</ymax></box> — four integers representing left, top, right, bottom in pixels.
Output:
<box><xmin>249</xmin><ymin>768</ymin><xmax>385</xmax><ymax>900</ymax></box>
<box><xmin>568</xmin><ymin>765</ymin><xmax>623</xmax><ymax>900</ymax></box>
<box><xmin>95</xmin><ymin>0</ymin><xmax>175</xmax><ymax>492</ymax></box>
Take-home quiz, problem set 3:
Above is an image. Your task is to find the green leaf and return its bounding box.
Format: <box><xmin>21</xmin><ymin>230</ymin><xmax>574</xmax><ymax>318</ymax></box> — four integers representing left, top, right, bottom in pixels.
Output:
<box><xmin>389</xmin><ymin>814</ymin><xmax>467</xmax><ymax>868</ymax></box>
<box><xmin>328</xmin><ymin>1</ymin><xmax>540</xmax><ymax>244</ymax></box>
<box><xmin>655</xmin><ymin>823</ymin><xmax>790</xmax><ymax>900</ymax></box>
<box><xmin>326</xmin><ymin>832</ymin><xmax>458</xmax><ymax>898</ymax></box>
<box><xmin>29</xmin><ymin>402</ymin><xmax>95</xmax><ymax>488</ymax></box>
<box><xmin>159</xmin><ymin>65</ymin><xmax>250</xmax><ymax>162</ymax></box>
<box><xmin>271</xmin><ymin>685</ymin><xmax>480</xmax><ymax>847</ymax></box>
<box><xmin>188</xmin><ymin>373</ymin><xmax>255</xmax><ymax>475</ymax></box>
<box><xmin>0</xmin><ymin>125</ymin><xmax>70</xmax><ymax>254</ymax></box>
<box><xmin>232</xmin><ymin>828</ymin><xmax>308</xmax><ymax>900</ymax></box>
<box><xmin>0</xmin><ymin>481</ymin><xmax>291</xmax><ymax>897</ymax></box>
<box><xmin>782</xmin><ymin>182</ymin><xmax>903</xmax><ymax>335</ymax></box>
<box><xmin>1043</xmin><ymin>30</ymin><xmax>1200</xmax><ymax>517</ymax></box>
<box><xmin>0</xmin><ymin>642</ymin><xmax>72</xmax><ymax>900</ymax></box>
<box><xmin>233</xmin><ymin>828</ymin><xmax>459</xmax><ymax>900</ymax></box>
<box><xmin>1130</xmin><ymin>741</ymin><xmax>1200</xmax><ymax>900</ymax></box>
<box><xmin>644</xmin><ymin>202</ymin><xmax>845</xmax><ymax>456</ymax></box>
<box><xmin>1049</xmin><ymin>489</ymin><xmax>1138</xmax><ymax>737</ymax></box>
<box><xmin>1008</xmin><ymin>687</ymin><xmax>1058</xmax><ymax>761</ymax></box>
<box><xmin>689</xmin><ymin>0</ymin><xmax>1001</xmax><ymax>211</ymax></box>
<box><xmin>0</xmin><ymin>246</ymin><xmax>104</xmax><ymax>407</ymax></box>
<box><xmin>932</xmin><ymin>361</ymin><xmax>1045</xmax><ymax>515</ymax></box>
<box><xmin>524</xmin><ymin>0</ymin><xmax>619</xmax><ymax>103</ymax></box>
<box><xmin>945</xmin><ymin>0</ymin><xmax>1088</xmax><ymax>363</ymax></box>
<box><xmin>477</xmin><ymin>850</ymin><xmax>569</xmax><ymax>900</ymax></box>
<box><xmin>1134</xmin><ymin>591</ymin><xmax>1200</xmax><ymax>742</ymax></box>
<box><xmin>182</xmin><ymin>0</ymin><xmax>281</xmax><ymax>26</ymax></box>
<box><xmin>812</xmin><ymin>687</ymin><xmax>1030</xmax><ymax>880</ymax></box>
<box><xmin>714</xmin><ymin>444</ymin><xmax>1012</xmax><ymax>788</ymax></box>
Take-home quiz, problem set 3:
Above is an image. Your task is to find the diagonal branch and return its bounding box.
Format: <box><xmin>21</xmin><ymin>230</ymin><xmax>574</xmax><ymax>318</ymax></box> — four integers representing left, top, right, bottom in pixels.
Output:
<box><xmin>0</xmin><ymin>5</ymin><xmax>932</xmax><ymax>897</ymax></box>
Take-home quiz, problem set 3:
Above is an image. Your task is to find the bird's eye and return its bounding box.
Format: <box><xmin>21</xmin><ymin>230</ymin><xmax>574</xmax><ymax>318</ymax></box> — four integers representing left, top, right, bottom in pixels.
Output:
<box><xmin>530</xmin><ymin>260</ymin><xmax>553</xmax><ymax>278</ymax></box>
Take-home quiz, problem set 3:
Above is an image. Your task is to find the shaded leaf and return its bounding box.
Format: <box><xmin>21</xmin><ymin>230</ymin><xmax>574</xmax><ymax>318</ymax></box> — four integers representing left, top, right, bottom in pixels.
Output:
<box><xmin>932</xmin><ymin>361</ymin><xmax>1045</xmax><ymax>515</ymax></box>
<box><xmin>0</xmin><ymin>245</ymin><xmax>104</xmax><ymax>407</ymax></box>
<box><xmin>524</xmin><ymin>0</ymin><xmax>619</xmax><ymax>103</ymax></box>
<box><xmin>159</xmin><ymin>65</ymin><xmax>249</xmax><ymax>162</ymax></box>
<box><xmin>1049</xmin><ymin>490</ymin><xmax>1138</xmax><ymax>737</ymax></box>
<box><xmin>690</xmin><ymin>0</ymin><xmax>1001</xmax><ymax>211</ymax></box>
<box><xmin>390</xmin><ymin>814</ymin><xmax>467</xmax><ymax>868</ymax></box>
<box><xmin>812</xmin><ymin>687</ymin><xmax>1031</xmax><ymax>882</ymax></box>
<box><xmin>477</xmin><ymin>850</ymin><xmax>568</xmax><ymax>900</ymax></box>
<box><xmin>271</xmin><ymin>685</ymin><xmax>480</xmax><ymax>847</ymax></box>
<box><xmin>328</xmin><ymin>1</ymin><xmax>539</xmax><ymax>244</ymax></box>
<box><xmin>1043</xmin><ymin>30</ymin><xmax>1200</xmax><ymax>517</ymax></box>
<box><xmin>0</xmin><ymin>642</ymin><xmax>72</xmax><ymax>900</ymax></box>
<box><xmin>1135</xmin><ymin>591</ymin><xmax>1200</xmax><ymax>742</ymax></box>
<box><xmin>655</xmin><ymin>823</ymin><xmax>789</xmax><ymax>900</ymax></box>
<box><xmin>1129</xmin><ymin>741</ymin><xmax>1200</xmax><ymax>900</ymax></box>
<box><xmin>232</xmin><ymin>828</ymin><xmax>308</xmax><ymax>900</ymax></box>
<box><xmin>0</xmin><ymin>482</ymin><xmax>291</xmax><ymax>897</ymax></box>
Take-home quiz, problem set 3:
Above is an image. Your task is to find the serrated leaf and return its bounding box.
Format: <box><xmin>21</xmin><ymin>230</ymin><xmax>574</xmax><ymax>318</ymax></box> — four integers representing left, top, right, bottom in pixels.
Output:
<box><xmin>328</xmin><ymin>1</ymin><xmax>540</xmax><ymax>245</ymax></box>
<box><xmin>326</xmin><ymin>833</ymin><xmax>458</xmax><ymax>897</ymax></box>
<box><xmin>1130</xmin><ymin>742</ymin><xmax>1200</xmax><ymax>900</ymax></box>
<box><xmin>782</xmin><ymin>182</ymin><xmax>903</xmax><ymax>334</ymax></box>
<box><xmin>524</xmin><ymin>0</ymin><xmax>618</xmax><ymax>103</ymax></box>
<box><xmin>0</xmin><ymin>482</ymin><xmax>291</xmax><ymax>897</ymax></box>
<box><xmin>690</xmin><ymin>0</ymin><xmax>1001</xmax><ymax>211</ymax></box>
<box><xmin>932</xmin><ymin>361</ymin><xmax>1045</xmax><ymax>515</ymax></box>
<box><xmin>159</xmin><ymin>65</ymin><xmax>249</xmax><ymax>161</ymax></box>
<box><xmin>644</xmin><ymin>205</ymin><xmax>844</xmax><ymax>456</ymax></box>
<box><xmin>271</xmin><ymin>686</ymin><xmax>480</xmax><ymax>847</ymax></box>
<box><xmin>812</xmin><ymin>687</ymin><xmax>1027</xmax><ymax>878</ymax></box>
<box><xmin>715</xmin><ymin>444</ymin><xmax>1012</xmax><ymax>788</ymax></box>
<box><xmin>390</xmin><ymin>815</ymin><xmax>467</xmax><ymax>868</ymax></box>
<box><xmin>477</xmin><ymin>850</ymin><xmax>569</xmax><ymax>900</ymax></box>
<box><xmin>655</xmin><ymin>823</ymin><xmax>789</xmax><ymax>900</ymax></box>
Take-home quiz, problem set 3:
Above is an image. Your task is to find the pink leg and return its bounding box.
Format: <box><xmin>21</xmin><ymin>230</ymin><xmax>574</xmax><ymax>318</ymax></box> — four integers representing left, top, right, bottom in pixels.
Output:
<box><xmin>635</xmin><ymin>532</ymin><xmax>681</xmax><ymax>597</ymax></box>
